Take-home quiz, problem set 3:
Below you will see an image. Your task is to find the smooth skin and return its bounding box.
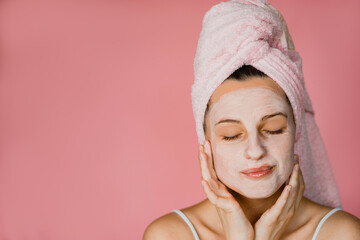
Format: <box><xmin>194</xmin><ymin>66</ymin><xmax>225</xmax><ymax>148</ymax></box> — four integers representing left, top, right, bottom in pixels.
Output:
<box><xmin>144</xmin><ymin>77</ymin><xmax>360</xmax><ymax>240</ymax></box>
<box><xmin>200</xmin><ymin>141</ymin><xmax>301</xmax><ymax>240</ymax></box>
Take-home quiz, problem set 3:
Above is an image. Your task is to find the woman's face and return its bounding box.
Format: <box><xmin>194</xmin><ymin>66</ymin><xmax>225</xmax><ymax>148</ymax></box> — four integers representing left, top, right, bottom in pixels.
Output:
<box><xmin>205</xmin><ymin>77</ymin><xmax>296</xmax><ymax>199</ymax></box>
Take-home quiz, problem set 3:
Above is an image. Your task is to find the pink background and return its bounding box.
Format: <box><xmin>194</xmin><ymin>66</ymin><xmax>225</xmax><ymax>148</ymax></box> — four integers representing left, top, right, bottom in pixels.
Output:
<box><xmin>1</xmin><ymin>0</ymin><xmax>359</xmax><ymax>239</ymax></box>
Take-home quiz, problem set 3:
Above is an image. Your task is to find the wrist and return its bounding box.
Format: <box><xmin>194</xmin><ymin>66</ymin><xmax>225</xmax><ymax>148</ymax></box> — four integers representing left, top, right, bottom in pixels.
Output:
<box><xmin>225</xmin><ymin>228</ymin><xmax>254</xmax><ymax>240</ymax></box>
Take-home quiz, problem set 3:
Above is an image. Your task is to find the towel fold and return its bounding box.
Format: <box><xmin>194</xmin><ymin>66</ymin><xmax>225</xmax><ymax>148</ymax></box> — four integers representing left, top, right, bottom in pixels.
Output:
<box><xmin>191</xmin><ymin>0</ymin><xmax>341</xmax><ymax>208</ymax></box>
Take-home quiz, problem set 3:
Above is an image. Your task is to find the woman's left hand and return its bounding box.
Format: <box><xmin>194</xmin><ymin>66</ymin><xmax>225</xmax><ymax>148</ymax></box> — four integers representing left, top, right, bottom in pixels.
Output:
<box><xmin>254</xmin><ymin>155</ymin><xmax>305</xmax><ymax>240</ymax></box>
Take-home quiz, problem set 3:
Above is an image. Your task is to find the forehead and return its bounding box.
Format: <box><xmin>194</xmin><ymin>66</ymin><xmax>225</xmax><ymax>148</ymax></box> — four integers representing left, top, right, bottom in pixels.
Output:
<box><xmin>210</xmin><ymin>76</ymin><xmax>286</xmax><ymax>105</ymax></box>
<box><xmin>210</xmin><ymin>87</ymin><xmax>288</xmax><ymax>119</ymax></box>
<box><xmin>208</xmin><ymin>78</ymin><xmax>291</xmax><ymax>124</ymax></box>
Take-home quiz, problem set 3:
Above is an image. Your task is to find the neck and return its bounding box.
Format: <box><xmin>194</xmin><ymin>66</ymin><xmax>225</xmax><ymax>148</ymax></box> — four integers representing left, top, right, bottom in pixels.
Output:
<box><xmin>229</xmin><ymin>184</ymin><xmax>285</xmax><ymax>225</ymax></box>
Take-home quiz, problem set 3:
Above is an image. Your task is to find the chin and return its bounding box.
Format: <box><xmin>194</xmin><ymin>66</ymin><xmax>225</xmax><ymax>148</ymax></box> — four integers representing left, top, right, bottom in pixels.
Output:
<box><xmin>220</xmin><ymin>167</ymin><xmax>292</xmax><ymax>200</ymax></box>
<box><xmin>239</xmin><ymin>188</ymin><xmax>278</xmax><ymax>199</ymax></box>
<box><xmin>228</xmin><ymin>180</ymin><xmax>286</xmax><ymax>200</ymax></box>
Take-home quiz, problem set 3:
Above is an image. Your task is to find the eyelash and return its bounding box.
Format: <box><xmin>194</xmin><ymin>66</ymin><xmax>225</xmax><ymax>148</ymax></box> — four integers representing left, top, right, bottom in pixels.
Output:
<box><xmin>222</xmin><ymin>129</ymin><xmax>284</xmax><ymax>141</ymax></box>
<box><xmin>263</xmin><ymin>129</ymin><xmax>284</xmax><ymax>135</ymax></box>
<box><xmin>222</xmin><ymin>134</ymin><xmax>241</xmax><ymax>141</ymax></box>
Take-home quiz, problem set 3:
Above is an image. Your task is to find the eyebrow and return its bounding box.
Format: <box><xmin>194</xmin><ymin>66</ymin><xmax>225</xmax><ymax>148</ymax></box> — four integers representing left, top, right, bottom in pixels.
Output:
<box><xmin>215</xmin><ymin>112</ymin><xmax>287</xmax><ymax>126</ymax></box>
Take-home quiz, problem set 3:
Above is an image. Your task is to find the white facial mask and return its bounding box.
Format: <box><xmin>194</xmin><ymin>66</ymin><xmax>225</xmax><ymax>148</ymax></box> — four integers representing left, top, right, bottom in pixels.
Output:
<box><xmin>208</xmin><ymin>87</ymin><xmax>296</xmax><ymax>199</ymax></box>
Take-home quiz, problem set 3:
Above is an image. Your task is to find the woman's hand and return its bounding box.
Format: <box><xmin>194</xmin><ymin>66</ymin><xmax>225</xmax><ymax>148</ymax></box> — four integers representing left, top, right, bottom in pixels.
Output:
<box><xmin>199</xmin><ymin>140</ymin><xmax>254</xmax><ymax>240</ymax></box>
<box><xmin>254</xmin><ymin>155</ymin><xmax>305</xmax><ymax>240</ymax></box>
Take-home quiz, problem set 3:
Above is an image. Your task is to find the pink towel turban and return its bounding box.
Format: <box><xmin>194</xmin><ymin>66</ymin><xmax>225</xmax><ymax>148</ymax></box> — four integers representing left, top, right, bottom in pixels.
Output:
<box><xmin>191</xmin><ymin>0</ymin><xmax>341</xmax><ymax>208</ymax></box>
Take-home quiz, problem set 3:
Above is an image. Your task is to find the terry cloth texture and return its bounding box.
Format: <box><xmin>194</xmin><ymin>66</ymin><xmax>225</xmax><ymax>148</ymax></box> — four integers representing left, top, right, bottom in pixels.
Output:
<box><xmin>191</xmin><ymin>0</ymin><xmax>341</xmax><ymax>208</ymax></box>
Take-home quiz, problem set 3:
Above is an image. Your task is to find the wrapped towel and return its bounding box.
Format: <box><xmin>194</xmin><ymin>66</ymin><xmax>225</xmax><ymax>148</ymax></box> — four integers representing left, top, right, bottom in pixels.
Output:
<box><xmin>191</xmin><ymin>0</ymin><xmax>341</xmax><ymax>208</ymax></box>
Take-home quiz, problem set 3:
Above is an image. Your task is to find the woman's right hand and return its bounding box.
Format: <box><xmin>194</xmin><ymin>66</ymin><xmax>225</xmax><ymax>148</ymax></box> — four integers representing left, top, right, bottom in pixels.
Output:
<box><xmin>199</xmin><ymin>140</ymin><xmax>254</xmax><ymax>240</ymax></box>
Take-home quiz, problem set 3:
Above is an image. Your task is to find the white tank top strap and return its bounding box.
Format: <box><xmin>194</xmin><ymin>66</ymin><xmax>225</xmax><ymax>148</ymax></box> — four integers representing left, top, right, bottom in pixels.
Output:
<box><xmin>172</xmin><ymin>209</ymin><xmax>200</xmax><ymax>240</ymax></box>
<box><xmin>311</xmin><ymin>207</ymin><xmax>343</xmax><ymax>240</ymax></box>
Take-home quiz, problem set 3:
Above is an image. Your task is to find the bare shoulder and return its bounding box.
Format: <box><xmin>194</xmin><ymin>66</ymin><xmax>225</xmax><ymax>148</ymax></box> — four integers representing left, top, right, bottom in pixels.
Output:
<box><xmin>143</xmin><ymin>211</ymin><xmax>195</xmax><ymax>240</ymax></box>
<box><xmin>317</xmin><ymin>209</ymin><xmax>360</xmax><ymax>240</ymax></box>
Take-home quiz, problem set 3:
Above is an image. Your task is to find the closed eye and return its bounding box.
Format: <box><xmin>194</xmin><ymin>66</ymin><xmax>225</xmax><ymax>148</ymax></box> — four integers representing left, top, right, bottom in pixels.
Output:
<box><xmin>222</xmin><ymin>128</ymin><xmax>285</xmax><ymax>141</ymax></box>
<box><xmin>222</xmin><ymin>134</ymin><xmax>242</xmax><ymax>141</ymax></box>
<box><xmin>263</xmin><ymin>129</ymin><xmax>284</xmax><ymax>135</ymax></box>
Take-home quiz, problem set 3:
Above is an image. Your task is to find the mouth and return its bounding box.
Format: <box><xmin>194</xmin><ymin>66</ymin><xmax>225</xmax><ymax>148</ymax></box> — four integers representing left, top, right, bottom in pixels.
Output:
<box><xmin>240</xmin><ymin>165</ymin><xmax>275</xmax><ymax>179</ymax></box>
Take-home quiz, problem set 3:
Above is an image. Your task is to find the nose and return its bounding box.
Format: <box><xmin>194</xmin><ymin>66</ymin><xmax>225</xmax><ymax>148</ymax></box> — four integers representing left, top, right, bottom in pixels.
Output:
<box><xmin>244</xmin><ymin>133</ymin><xmax>266</xmax><ymax>160</ymax></box>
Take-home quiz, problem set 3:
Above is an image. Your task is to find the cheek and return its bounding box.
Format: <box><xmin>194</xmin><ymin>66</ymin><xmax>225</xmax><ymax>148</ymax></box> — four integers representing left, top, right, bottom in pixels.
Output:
<box><xmin>210</xmin><ymin>131</ymin><xmax>295</xmax><ymax>187</ymax></box>
<box><xmin>265</xmin><ymin>134</ymin><xmax>295</xmax><ymax>176</ymax></box>
<box><xmin>211</xmin><ymin>143</ymin><xmax>245</xmax><ymax>176</ymax></box>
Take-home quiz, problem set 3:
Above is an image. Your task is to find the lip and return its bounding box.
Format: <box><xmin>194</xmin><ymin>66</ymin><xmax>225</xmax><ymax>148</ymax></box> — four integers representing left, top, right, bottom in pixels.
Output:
<box><xmin>240</xmin><ymin>165</ymin><xmax>275</xmax><ymax>179</ymax></box>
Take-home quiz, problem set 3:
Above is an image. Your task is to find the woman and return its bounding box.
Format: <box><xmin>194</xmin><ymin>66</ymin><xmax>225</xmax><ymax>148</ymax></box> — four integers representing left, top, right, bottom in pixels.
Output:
<box><xmin>144</xmin><ymin>0</ymin><xmax>360</xmax><ymax>239</ymax></box>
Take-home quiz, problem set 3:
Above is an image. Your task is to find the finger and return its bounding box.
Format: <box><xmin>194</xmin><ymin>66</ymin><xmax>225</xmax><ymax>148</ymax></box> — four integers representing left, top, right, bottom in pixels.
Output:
<box><xmin>288</xmin><ymin>162</ymin><xmax>299</xmax><ymax>190</ymax></box>
<box><xmin>294</xmin><ymin>165</ymin><xmax>305</xmax><ymax>208</ymax></box>
<box><xmin>284</xmin><ymin>162</ymin><xmax>304</xmax><ymax>215</ymax></box>
<box><xmin>296</xmin><ymin>160</ymin><xmax>305</xmax><ymax>193</ymax></box>
<box><xmin>203</xmin><ymin>140</ymin><xmax>218</xmax><ymax>179</ymax></box>
<box><xmin>257</xmin><ymin>162</ymin><xmax>300</xmax><ymax>226</ymax></box>
<box><xmin>294</xmin><ymin>154</ymin><xmax>299</xmax><ymax>164</ymax></box>
<box><xmin>289</xmin><ymin>155</ymin><xmax>304</xmax><ymax>209</ymax></box>
<box><xmin>198</xmin><ymin>143</ymin><xmax>205</xmax><ymax>170</ymax></box>
<box><xmin>201</xmin><ymin>141</ymin><xmax>238</xmax><ymax>203</ymax></box>
<box><xmin>200</xmin><ymin>147</ymin><xmax>226</xmax><ymax>193</ymax></box>
<box><xmin>202</xmin><ymin>142</ymin><xmax>231</xmax><ymax>193</ymax></box>
<box><xmin>257</xmin><ymin>185</ymin><xmax>292</xmax><ymax>226</ymax></box>
<box><xmin>264</xmin><ymin>185</ymin><xmax>292</xmax><ymax>219</ymax></box>
<box><xmin>283</xmin><ymin>163</ymin><xmax>300</xmax><ymax>210</ymax></box>
<box><xmin>201</xmin><ymin>151</ymin><xmax>215</xmax><ymax>180</ymax></box>
<box><xmin>208</xmin><ymin>178</ymin><xmax>232</xmax><ymax>198</ymax></box>
<box><xmin>204</xmin><ymin>177</ymin><xmax>240</xmax><ymax>210</ymax></box>
<box><xmin>201</xmin><ymin>180</ymin><xmax>235</xmax><ymax>210</ymax></box>
<box><xmin>199</xmin><ymin>148</ymin><xmax>211</xmax><ymax>181</ymax></box>
<box><xmin>200</xmin><ymin>146</ymin><xmax>230</xmax><ymax>196</ymax></box>
<box><xmin>201</xmin><ymin>166</ymin><xmax>225</xmax><ymax>198</ymax></box>
<box><xmin>198</xmin><ymin>144</ymin><xmax>203</xmax><ymax>164</ymax></box>
<box><xmin>298</xmin><ymin>164</ymin><xmax>305</xmax><ymax>194</ymax></box>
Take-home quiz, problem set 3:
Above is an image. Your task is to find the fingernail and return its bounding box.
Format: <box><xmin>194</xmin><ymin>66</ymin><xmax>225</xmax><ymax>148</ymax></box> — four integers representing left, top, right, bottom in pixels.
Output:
<box><xmin>294</xmin><ymin>154</ymin><xmax>299</xmax><ymax>163</ymax></box>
